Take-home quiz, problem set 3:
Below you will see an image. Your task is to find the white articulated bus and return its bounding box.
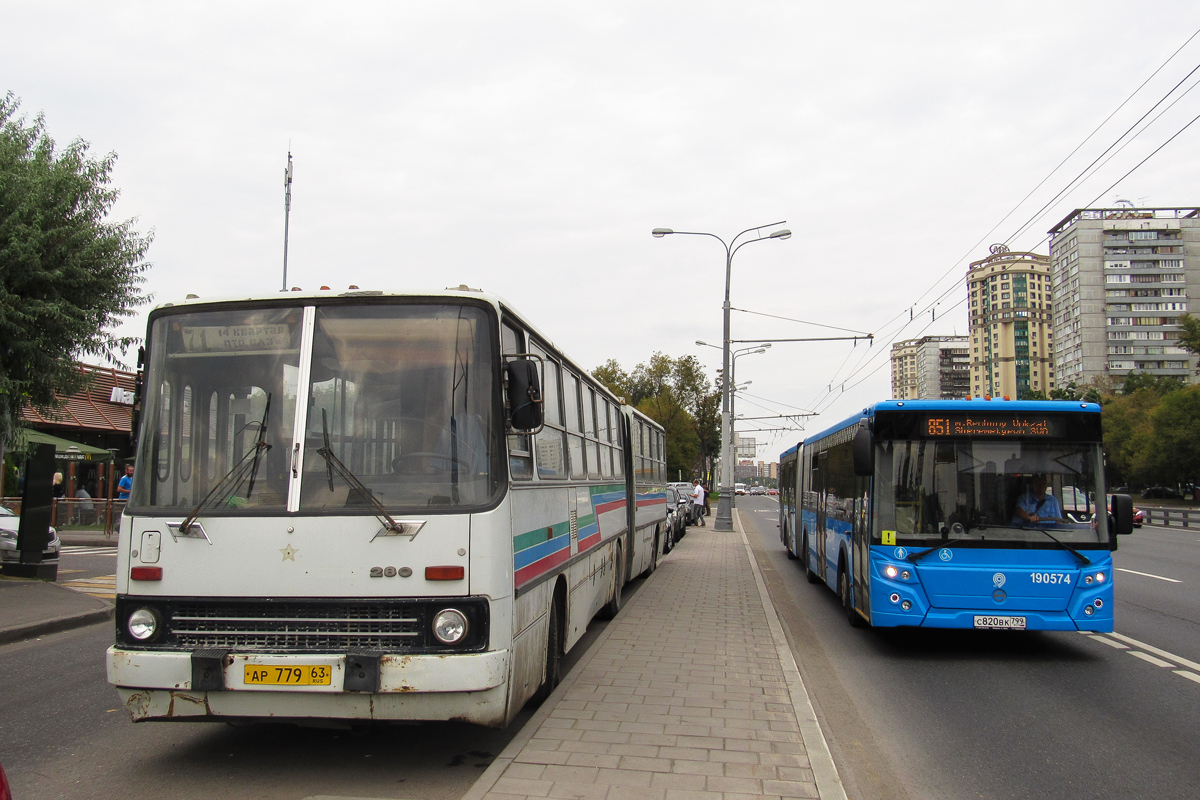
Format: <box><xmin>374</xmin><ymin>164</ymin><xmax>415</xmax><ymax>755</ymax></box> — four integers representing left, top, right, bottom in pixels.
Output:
<box><xmin>107</xmin><ymin>288</ymin><xmax>667</xmax><ymax>727</ymax></box>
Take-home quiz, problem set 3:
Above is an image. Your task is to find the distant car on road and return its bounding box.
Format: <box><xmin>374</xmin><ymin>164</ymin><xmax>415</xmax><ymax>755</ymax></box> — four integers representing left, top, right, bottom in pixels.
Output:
<box><xmin>749</xmin><ymin>485</ymin><xmax>766</xmax><ymax>495</ymax></box>
<box><xmin>0</xmin><ymin>506</ymin><xmax>60</xmax><ymax>566</ymax></box>
<box><xmin>1141</xmin><ymin>486</ymin><xmax>1183</xmax><ymax>500</ymax></box>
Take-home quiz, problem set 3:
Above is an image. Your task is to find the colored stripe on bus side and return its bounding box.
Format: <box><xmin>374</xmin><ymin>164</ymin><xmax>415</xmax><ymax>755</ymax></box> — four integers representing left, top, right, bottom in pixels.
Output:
<box><xmin>515</xmin><ymin>530</ymin><xmax>571</xmax><ymax>570</ymax></box>
<box><xmin>515</xmin><ymin>546</ymin><xmax>572</xmax><ymax>586</ymax></box>
<box><xmin>513</xmin><ymin>520</ymin><xmax>571</xmax><ymax>556</ymax></box>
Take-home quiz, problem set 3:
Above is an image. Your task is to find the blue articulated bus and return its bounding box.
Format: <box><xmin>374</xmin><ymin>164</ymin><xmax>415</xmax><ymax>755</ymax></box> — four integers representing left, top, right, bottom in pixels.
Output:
<box><xmin>779</xmin><ymin>399</ymin><xmax>1136</xmax><ymax>631</ymax></box>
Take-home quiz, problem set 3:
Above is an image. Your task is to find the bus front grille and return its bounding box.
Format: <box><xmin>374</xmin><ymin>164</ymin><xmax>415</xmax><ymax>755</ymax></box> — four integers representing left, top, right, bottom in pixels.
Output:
<box><xmin>171</xmin><ymin>601</ymin><xmax>423</xmax><ymax>651</ymax></box>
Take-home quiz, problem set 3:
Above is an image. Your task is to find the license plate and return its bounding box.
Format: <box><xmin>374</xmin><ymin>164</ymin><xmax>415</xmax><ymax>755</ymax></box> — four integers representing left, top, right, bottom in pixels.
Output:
<box><xmin>243</xmin><ymin>664</ymin><xmax>332</xmax><ymax>686</ymax></box>
<box><xmin>973</xmin><ymin>615</ymin><xmax>1027</xmax><ymax>630</ymax></box>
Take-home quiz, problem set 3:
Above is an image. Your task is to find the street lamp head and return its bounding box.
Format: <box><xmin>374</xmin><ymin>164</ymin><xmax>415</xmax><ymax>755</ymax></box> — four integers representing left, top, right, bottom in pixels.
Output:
<box><xmin>769</xmin><ymin>229</ymin><xmax>792</xmax><ymax>240</ymax></box>
<box><xmin>753</xmin><ymin>348</ymin><xmax>766</xmax><ymax>355</ymax></box>
<box><xmin>652</xmin><ymin>228</ymin><xmax>674</xmax><ymax>238</ymax></box>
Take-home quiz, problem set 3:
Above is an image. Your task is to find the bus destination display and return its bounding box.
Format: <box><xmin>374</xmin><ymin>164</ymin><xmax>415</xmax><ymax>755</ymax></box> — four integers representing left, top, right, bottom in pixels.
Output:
<box><xmin>925</xmin><ymin>416</ymin><xmax>1059</xmax><ymax>437</ymax></box>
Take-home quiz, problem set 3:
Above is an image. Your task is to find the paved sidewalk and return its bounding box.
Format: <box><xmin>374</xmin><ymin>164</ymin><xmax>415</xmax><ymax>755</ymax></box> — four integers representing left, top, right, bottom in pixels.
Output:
<box><xmin>463</xmin><ymin>511</ymin><xmax>847</xmax><ymax>800</ymax></box>
<box><xmin>0</xmin><ymin>576</ymin><xmax>113</xmax><ymax>644</ymax></box>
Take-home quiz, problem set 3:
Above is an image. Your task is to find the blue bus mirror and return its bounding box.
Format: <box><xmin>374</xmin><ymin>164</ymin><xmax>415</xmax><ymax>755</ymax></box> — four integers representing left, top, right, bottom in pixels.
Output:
<box><xmin>853</xmin><ymin>427</ymin><xmax>874</xmax><ymax>476</ymax></box>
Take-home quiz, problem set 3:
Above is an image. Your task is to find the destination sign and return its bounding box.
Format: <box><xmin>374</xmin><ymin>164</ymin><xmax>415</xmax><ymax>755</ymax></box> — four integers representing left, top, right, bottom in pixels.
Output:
<box><xmin>924</xmin><ymin>416</ymin><xmax>1059</xmax><ymax>437</ymax></box>
<box><xmin>180</xmin><ymin>324</ymin><xmax>291</xmax><ymax>353</ymax></box>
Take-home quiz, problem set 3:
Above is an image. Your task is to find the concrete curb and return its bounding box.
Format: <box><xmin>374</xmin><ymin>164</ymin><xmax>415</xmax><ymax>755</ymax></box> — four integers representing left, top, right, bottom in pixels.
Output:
<box><xmin>460</xmin><ymin>539</ymin><xmax>666</xmax><ymax>800</ymax></box>
<box><xmin>0</xmin><ymin>606</ymin><xmax>113</xmax><ymax>646</ymax></box>
<box><xmin>736</xmin><ymin>509</ymin><xmax>849</xmax><ymax>800</ymax></box>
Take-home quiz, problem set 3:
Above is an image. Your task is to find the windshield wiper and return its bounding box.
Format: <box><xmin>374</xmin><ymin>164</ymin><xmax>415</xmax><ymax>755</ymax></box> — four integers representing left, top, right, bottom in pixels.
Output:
<box><xmin>179</xmin><ymin>394</ymin><xmax>272</xmax><ymax>535</ymax></box>
<box><xmin>315</xmin><ymin>408</ymin><xmax>401</xmax><ymax>536</ymax></box>
<box><xmin>1021</xmin><ymin>523</ymin><xmax>1092</xmax><ymax>566</ymax></box>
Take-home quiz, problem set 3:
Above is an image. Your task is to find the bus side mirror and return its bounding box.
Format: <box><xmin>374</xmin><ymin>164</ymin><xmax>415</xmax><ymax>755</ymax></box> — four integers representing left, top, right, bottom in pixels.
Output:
<box><xmin>1110</xmin><ymin>493</ymin><xmax>1134</xmax><ymax>536</ymax></box>
<box><xmin>506</xmin><ymin>359</ymin><xmax>543</xmax><ymax>432</ymax></box>
<box><xmin>853</xmin><ymin>427</ymin><xmax>874</xmax><ymax>477</ymax></box>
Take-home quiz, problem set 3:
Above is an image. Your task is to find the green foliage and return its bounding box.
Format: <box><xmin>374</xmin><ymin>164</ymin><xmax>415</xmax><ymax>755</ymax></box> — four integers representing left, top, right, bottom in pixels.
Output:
<box><xmin>0</xmin><ymin>93</ymin><xmax>151</xmax><ymax>448</ymax></box>
<box><xmin>1020</xmin><ymin>389</ymin><xmax>1049</xmax><ymax>401</ymax></box>
<box><xmin>1177</xmin><ymin>312</ymin><xmax>1200</xmax><ymax>373</ymax></box>
<box><xmin>1103</xmin><ymin>383</ymin><xmax>1200</xmax><ymax>490</ymax></box>
<box><xmin>1121</xmin><ymin>371</ymin><xmax>1183</xmax><ymax>396</ymax></box>
<box><xmin>593</xmin><ymin>352</ymin><xmax>715</xmax><ymax>479</ymax></box>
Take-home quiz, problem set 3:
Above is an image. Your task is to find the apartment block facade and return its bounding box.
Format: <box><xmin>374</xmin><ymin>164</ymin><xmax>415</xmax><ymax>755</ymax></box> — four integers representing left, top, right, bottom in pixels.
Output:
<box><xmin>967</xmin><ymin>247</ymin><xmax>1055</xmax><ymax>398</ymax></box>
<box><xmin>1048</xmin><ymin>206</ymin><xmax>1198</xmax><ymax>387</ymax></box>
<box><xmin>891</xmin><ymin>336</ymin><xmax>970</xmax><ymax>399</ymax></box>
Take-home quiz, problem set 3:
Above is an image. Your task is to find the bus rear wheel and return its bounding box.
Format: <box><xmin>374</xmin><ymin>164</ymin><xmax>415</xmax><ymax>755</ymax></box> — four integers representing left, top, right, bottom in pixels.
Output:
<box><xmin>599</xmin><ymin>542</ymin><xmax>623</xmax><ymax>619</ymax></box>
<box><xmin>803</xmin><ymin>532</ymin><xmax>820</xmax><ymax>584</ymax></box>
<box><xmin>532</xmin><ymin>598</ymin><xmax>561</xmax><ymax>705</ymax></box>
<box><xmin>641</xmin><ymin>528</ymin><xmax>659</xmax><ymax>578</ymax></box>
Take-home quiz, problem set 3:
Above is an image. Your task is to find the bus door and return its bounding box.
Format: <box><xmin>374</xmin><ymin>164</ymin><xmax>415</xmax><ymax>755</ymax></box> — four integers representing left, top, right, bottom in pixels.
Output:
<box><xmin>813</xmin><ymin>452</ymin><xmax>828</xmax><ymax>576</ymax></box>
<box><xmin>851</xmin><ymin>478</ymin><xmax>870</xmax><ymax>620</ymax></box>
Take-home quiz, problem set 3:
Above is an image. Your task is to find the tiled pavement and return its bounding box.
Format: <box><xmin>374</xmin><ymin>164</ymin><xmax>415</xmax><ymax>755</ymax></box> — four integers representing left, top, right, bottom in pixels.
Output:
<box><xmin>463</xmin><ymin>512</ymin><xmax>847</xmax><ymax>800</ymax></box>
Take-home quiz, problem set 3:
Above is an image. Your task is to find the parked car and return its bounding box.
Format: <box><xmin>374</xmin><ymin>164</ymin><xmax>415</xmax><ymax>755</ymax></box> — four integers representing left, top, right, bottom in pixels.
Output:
<box><xmin>767</xmin><ymin>488</ymin><xmax>779</xmax><ymax>496</ymax></box>
<box><xmin>663</xmin><ymin>486</ymin><xmax>686</xmax><ymax>551</ymax></box>
<box><xmin>1141</xmin><ymin>486</ymin><xmax>1183</xmax><ymax>500</ymax></box>
<box><xmin>667</xmin><ymin>482</ymin><xmax>697</xmax><ymax>525</ymax></box>
<box><xmin>0</xmin><ymin>506</ymin><xmax>60</xmax><ymax>566</ymax></box>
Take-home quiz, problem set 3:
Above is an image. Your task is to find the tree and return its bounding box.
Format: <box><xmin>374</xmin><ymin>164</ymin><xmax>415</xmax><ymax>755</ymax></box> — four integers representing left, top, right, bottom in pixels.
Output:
<box><xmin>1122</xmin><ymin>371</ymin><xmax>1183</xmax><ymax>396</ymax></box>
<box><xmin>1177</xmin><ymin>312</ymin><xmax>1200</xmax><ymax>374</ymax></box>
<box><xmin>1145</xmin><ymin>386</ymin><xmax>1200</xmax><ymax>490</ymax></box>
<box><xmin>0</xmin><ymin>93</ymin><xmax>151</xmax><ymax>452</ymax></box>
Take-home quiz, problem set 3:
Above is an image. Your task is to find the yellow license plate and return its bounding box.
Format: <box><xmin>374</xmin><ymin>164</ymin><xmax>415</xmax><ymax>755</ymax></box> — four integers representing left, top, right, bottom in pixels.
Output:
<box><xmin>243</xmin><ymin>664</ymin><xmax>332</xmax><ymax>686</ymax></box>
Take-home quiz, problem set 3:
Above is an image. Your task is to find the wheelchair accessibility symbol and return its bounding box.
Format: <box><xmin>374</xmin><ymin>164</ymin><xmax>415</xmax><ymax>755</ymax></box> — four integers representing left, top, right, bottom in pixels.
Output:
<box><xmin>938</xmin><ymin>548</ymin><xmax>953</xmax><ymax>561</ymax></box>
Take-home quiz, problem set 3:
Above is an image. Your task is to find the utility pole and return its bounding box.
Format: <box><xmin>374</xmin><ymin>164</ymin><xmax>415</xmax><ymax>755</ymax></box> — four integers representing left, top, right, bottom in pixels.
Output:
<box><xmin>282</xmin><ymin>150</ymin><xmax>293</xmax><ymax>292</ymax></box>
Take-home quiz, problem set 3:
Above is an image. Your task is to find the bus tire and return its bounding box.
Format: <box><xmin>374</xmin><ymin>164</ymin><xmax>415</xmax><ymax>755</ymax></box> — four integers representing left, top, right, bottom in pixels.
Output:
<box><xmin>532</xmin><ymin>597</ymin><xmax>562</xmax><ymax>705</ymax></box>
<box><xmin>839</xmin><ymin>563</ymin><xmax>865</xmax><ymax>628</ymax></box>
<box><xmin>599</xmin><ymin>542</ymin><xmax>623</xmax><ymax>619</ymax></box>
<box><xmin>785</xmin><ymin>523</ymin><xmax>797</xmax><ymax>560</ymax></box>
<box><xmin>641</xmin><ymin>528</ymin><xmax>659</xmax><ymax>578</ymax></box>
<box><xmin>803</xmin><ymin>531</ymin><xmax>820</xmax><ymax>584</ymax></box>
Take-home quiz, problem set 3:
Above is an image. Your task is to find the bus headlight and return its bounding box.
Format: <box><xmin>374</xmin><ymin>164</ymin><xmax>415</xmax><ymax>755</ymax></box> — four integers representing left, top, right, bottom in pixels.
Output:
<box><xmin>127</xmin><ymin>607</ymin><xmax>160</xmax><ymax>641</ymax></box>
<box><xmin>432</xmin><ymin>608</ymin><xmax>468</xmax><ymax>644</ymax></box>
<box><xmin>885</xmin><ymin>565</ymin><xmax>899</xmax><ymax>579</ymax></box>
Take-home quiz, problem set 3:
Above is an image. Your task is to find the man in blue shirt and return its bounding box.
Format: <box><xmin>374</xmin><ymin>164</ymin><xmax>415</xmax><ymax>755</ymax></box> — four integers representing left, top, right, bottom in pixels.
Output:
<box><xmin>117</xmin><ymin>464</ymin><xmax>134</xmax><ymax>501</ymax></box>
<box><xmin>1013</xmin><ymin>473</ymin><xmax>1065</xmax><ymax>526</ymax></box>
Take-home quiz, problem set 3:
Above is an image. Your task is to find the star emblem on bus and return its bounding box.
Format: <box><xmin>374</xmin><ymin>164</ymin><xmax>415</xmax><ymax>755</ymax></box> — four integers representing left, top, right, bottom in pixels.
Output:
<box><xmin>281</xmin><ymin>544</ymin><xmax>298</xmax><ymax>561</ymax></box>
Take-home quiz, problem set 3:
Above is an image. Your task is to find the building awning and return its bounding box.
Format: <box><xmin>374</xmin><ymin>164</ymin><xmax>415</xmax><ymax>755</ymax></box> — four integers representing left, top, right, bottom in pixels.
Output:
<box><xmin>14</xmin><ymin>430</ymin><xmax>114</xmax><ymax>462</ymax></box>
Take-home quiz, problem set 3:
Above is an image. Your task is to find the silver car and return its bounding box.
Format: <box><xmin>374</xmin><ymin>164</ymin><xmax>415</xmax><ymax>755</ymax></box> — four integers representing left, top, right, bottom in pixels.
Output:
<box><xmin>0</xmin><ymin>506</ymin><xmax>61</xmax><ymax>565</ymax></box>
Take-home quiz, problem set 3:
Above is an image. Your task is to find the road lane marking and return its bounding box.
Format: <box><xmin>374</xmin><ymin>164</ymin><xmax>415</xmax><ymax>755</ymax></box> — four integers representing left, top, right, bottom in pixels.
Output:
<box><xmin>1107</xmin><ymin>632</ymin><xmax>1200</xmax><ymax>672</ymax></box>
<box><xmin>62</xmin><ymin>574</ymin><xmax>116</xmax><ymax>600</ymax></box>
<box><xmin>1115</xmin><ymin>567</ymin><xmax>1180</xmax><ymax>583</ymax></box>
<box><xmin>1089</xmin><ymin>635</ymin><xmax>1129</xmax><ymax>650</ymax></box>
<box><xmin>1130</xmin><ymin>651</ymin><xmax>1175</xmax><ymax>668</ymax></box>
<box><xmin>60</xmin><ymin>546</ymin><xmax>119</xmax><ymax>556</ymax></box>
<box><xmin>1175</xmin><ymin>671</ymin><xmax>1200</xmax><ymax>685</ymax></box>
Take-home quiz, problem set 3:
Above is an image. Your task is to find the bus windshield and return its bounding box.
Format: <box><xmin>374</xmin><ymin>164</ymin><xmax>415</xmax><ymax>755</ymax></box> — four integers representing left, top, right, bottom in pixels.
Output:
<box><xmin>300</xmin><ymin>304</ymin><xmax>499</xmax><ymax>512</ymax></box>
<box><xmin>874</xmin><ymin>438</ymin><xmax>1108</xmax><ymax>546</ymax></box>
<box><xmin>132</xmin><ymin>302</ymin><xmax>500</xmax><ymax>515</ymax></box>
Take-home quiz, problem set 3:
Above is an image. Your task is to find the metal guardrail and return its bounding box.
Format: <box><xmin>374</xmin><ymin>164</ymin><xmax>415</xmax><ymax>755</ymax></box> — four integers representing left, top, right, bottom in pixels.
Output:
<box><xmin>1</xmin><ymin>497</ymin><xmax>126</xmax><ymax>536</ymax></box>
<box><xmin>1141</xmin><ymin>507</ymin><xmax>1197</xmax><ymax>529</ymax></box>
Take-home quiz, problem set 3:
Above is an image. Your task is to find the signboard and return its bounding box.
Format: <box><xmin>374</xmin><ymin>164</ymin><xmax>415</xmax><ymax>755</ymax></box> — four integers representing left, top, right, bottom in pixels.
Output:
<box><xmin>180</xmin><ymin>324</ymin><xmax>291</xmax><ymax>354</ymax></box>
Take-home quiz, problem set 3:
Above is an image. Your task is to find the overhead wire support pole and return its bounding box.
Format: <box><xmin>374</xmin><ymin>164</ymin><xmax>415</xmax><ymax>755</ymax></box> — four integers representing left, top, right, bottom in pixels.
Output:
<box><xmin>652</xmin><ymin>221</ymin><xmax>791</xmax><ymax>532</ymax></box>
<box><xmin>282</xmin><ymin>150</ymin><xmax>293</xmax><ymax>292</ymax></box>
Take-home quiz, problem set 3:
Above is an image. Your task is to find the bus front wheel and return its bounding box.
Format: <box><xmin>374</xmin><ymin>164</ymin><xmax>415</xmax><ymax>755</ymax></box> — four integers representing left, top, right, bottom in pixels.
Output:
<box><xmin>839</xmin><ymin>566</ymin><xmax>865</xmax><ymax>628</ymax></box>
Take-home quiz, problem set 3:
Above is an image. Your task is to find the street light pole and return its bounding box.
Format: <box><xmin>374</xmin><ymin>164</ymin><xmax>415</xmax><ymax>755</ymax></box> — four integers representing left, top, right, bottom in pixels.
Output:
<box><xmin>655</xmin><ymin>223</ymin><xmax>790</xmax><ymax>531</ymax></box>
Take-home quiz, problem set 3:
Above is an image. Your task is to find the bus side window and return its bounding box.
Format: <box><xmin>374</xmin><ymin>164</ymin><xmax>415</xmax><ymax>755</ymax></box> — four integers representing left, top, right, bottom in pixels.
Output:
<box><xmin>531</xmin><ymin>343</ymin><xmax>567</xmax><ymax>479</ymax></box>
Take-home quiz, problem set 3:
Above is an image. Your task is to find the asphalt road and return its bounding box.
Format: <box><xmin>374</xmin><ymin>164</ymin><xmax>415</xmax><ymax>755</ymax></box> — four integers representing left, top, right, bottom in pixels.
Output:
<box><xmin>737</xmin><ymin>494</ymin><xmax>1200</xmax><ymax>800</ymax></box>
<box><xmin>0</xmin><ymin>572</ymin><xmax>643</xmax><ymax>800</ymax></box>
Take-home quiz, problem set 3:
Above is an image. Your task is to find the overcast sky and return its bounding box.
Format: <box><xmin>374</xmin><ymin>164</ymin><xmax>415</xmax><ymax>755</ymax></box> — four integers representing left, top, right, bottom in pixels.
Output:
<box><xmin>7</xmin><ymin>1</ymin><xmax>1200</xmax><ymax>458</ymax></box>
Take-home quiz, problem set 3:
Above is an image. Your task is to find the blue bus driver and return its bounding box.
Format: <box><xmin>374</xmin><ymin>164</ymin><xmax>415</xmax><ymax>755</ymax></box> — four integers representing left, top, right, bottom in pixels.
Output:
<box><xmin>1013</xmin><ymin>473</ymin><xmax>1065</xmax><ymax>526</ymax></box>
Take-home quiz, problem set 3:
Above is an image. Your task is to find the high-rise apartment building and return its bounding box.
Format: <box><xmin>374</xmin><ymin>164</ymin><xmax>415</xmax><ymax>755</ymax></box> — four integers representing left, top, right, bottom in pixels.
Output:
<box><xmin>891</xmin><ymin>336</ymin><xmax>970</xmax><ymax>399</ymax></box>
<box><xmin>967</xmin><ymin>247</ymin><xmax>1054</xmax><ymax>398</ymax></box>
<box><xmin>1048</xmin><ymin>206</ymin><xmax>1198</xmax><ymax>386</ymax></box>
